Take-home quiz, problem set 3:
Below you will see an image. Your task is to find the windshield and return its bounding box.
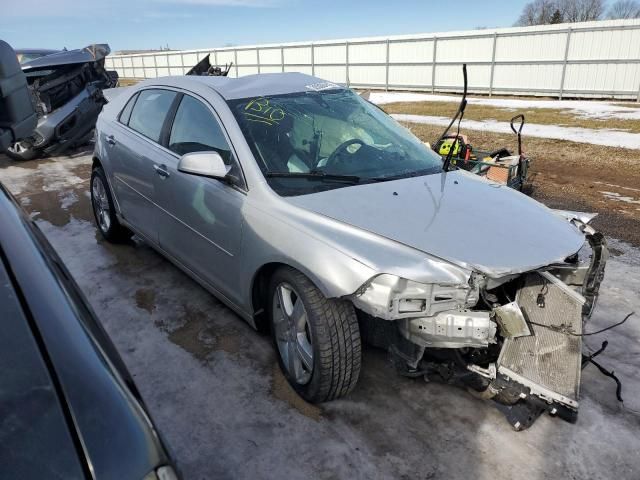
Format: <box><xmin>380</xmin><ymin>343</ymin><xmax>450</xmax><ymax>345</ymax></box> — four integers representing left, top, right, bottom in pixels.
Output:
<box><xmin>228</xmin><ymin>88</ymin><xmax>443</xmax><ymax>196</ymax></box>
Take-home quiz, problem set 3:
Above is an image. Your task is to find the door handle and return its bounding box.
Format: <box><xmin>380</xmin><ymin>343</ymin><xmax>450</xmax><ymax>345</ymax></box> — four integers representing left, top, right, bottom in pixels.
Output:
<box><xmin>106</xmin><ymin>134</ymin><xmax>116</xmax><ymax>146</ymax></box>
<box><xmin>153</xmin><ymin>164</ymin><xmax>170</xmax><ymax>179</ymax></box>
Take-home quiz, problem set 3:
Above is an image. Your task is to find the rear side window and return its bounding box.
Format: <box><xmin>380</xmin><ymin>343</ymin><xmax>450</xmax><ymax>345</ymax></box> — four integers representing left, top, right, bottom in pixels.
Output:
<box><xmin>118</xmin><ymin>92</ymin><xmax>138</xmax><ymax>125</ymax></box>
<box><xmin>168</xmin><ymin>95</ymin><xmax>231</xmax><ymax>163</ymax></box>
<box><xmin>128</xmin><ymin>89</ymin><xmax>177</xmax><ymax>142</ymax></box>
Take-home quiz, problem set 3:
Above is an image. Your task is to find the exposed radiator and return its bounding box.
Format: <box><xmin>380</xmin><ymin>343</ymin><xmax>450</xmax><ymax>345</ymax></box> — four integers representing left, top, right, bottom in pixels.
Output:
<box><xmin>497</xmin><ymin>272</ymin><xmax>584</xmax><ymax>409</ymax></box>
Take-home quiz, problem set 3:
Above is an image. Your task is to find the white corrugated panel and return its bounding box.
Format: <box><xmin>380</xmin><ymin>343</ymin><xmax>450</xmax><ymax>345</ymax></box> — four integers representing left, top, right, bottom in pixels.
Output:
<box><xmin>182</xmin><ymin>53</ymin><xmax>198</xmax><ymax>68</ymax></box>
<box><xmin>283</xmin><ymin>46</ymin><xmax>311</xmax><ymax>64</ymax></box>
<box><xmin>168</xmin><ymin>54</ymin><xmax>182</xmax><ymax>67</ymax></box>
<box><xmin>569</xmin><ymin>29</ymin><xmax>640</xmax><ymax>60</ymax></box>
<box><xmin>142</xmin><ymin>56</ymin><xmax>155</xmax><ymax>67</ymax></box>
<box><xmin>260</xmin><ymin>65</ymin><xmax>282</xmax><ymax>73</ymax></box>
<box><xmin>237</xmin><ymin>49</ymin><xmax>258</xmax><ymax>65</ymax></box>
<box><xmin>389</xmin><ymin>40</ymin><xmax>433</xmax><ymax>63</ymax></box>
<box><xmin>495</xmin><ymin>32</ymin><xmax>567</xmax><ymax>61</ymax></box>
<box><xmin>349</xmin><ymin>42</ymin><xmax>386</xmax><ymax>64</ymax></box>
<box><xmin>155</xmin><ymin>54</ymin><xmax>168</xmax><ymax>67</ymax></box>
<box><xmin>436</xmin><ymin>65</ymin><xmax>491</xmax><ymax>88</ymax></box>
<box><xmin>388</xmin><ymin>65</ymin><xmax>431</xmax><ymax>87</ymax></box>
<box><xmin>132</xmin><ymin>57</ymin><xmax>144</xmax><ymax>67</ymax></box>
<box><xmin>315</xmin><ymin>45</ymin><xmax>346</xmax><ymax>64</ymax></box>
<box><xmin>144</xmin><ymin>68</ymin><xmax>156</xmax><ymax>78</ymax></box>
<box><xmin>493</xmin><ymin>64</ymin><xmax>563</xmax><ymax>90</ymax></box>
<box><xmin>216</xmin><ymin>51</ymin><xmax>235</xmax><ymax>64</ymax></box>
<box><xmin>259</xmin><ymin>48</ymin><xmax>281</xmax><ymax>65</ymax></box>
<box><xmin>314</xmin><ymin>66</ymin><xmax>346</xmax><ymax>83</ymax></box>
<box><xmin>436</xmin><ymin>36</ymin><xmax>493</xmax><ymax>62</ymax></box>
<box><xmin>564</xmin><ymin>62</ymin><xmax>640</xmax><ymax>93</ymax></box>
<box><xmin>169</xmin><ymin>67</ymin><xmax>183</xmax><ymax>75</ymax></box>
<box><xmin>349</xmin><ymin>65</ymin><xmax>386</xmax><ymax>85</ymax></box>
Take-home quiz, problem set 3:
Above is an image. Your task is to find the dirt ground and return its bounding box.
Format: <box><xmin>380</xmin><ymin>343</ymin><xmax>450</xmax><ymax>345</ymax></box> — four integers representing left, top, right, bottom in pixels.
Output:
<box><xmin>401</xmin><ymin>122</ymin><xmax>640</xmax><ymax>248</ymax></box>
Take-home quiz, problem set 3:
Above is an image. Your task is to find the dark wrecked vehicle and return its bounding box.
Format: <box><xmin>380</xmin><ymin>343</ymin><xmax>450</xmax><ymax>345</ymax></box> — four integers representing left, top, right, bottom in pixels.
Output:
<box><xmin>6</xmin><ymin>44</ymin><xmax>117</xmax><ymax>161</ymax></box>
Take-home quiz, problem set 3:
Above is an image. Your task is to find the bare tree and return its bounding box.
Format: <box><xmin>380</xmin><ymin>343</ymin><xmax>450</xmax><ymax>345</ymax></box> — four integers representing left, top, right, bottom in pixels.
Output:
<box><xmin>516</xmin><ymin>0</ymin><xmax>560</xmax><ymax>25</ymax></box>
<box><xmin>607</xmin><ymin>0</ymin><xmax>640</xmax><ymax>18</ymax></box>
<box><xmin>561</xmin><ymin>0</ymin><xmax>605</xmax><ymax>22</ymax></box>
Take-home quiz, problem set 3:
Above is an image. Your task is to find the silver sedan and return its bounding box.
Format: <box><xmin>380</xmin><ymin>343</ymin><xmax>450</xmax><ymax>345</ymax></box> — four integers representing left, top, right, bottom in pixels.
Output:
<box><xmin>92</xmin><ymin>73</ymin><xmax>607</xmax><ymax>429</ymax></box>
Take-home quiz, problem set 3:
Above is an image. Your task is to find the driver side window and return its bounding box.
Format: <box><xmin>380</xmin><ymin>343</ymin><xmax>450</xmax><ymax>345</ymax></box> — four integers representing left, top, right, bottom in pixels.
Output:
<box><xmin>169</xmin><ymin>95</ymin><xmax>229</xmax><ymax>161</ymax></box>
<box><xmin>169</xmin><ymin>95</ymin><xmax>244</xmax><ymax>188</ymax></box>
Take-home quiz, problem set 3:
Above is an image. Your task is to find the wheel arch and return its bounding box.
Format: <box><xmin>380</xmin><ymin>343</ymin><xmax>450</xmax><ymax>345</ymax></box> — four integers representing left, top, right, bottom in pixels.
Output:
<box><xmin>250</xmin><ymin>260</ymin><xmax>347</xmax><ymax>333</ymax></box>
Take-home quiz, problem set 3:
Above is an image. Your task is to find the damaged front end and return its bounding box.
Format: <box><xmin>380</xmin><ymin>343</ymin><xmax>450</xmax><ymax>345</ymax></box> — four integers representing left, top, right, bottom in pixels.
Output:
<box><xmin>352</xmin><ymin>213</ymin><xmax>609</xmax><ymax>430</ymax></box>
<box><xmin>7</xmin><ymin>44</ymin><xmax>117</xmax><ymax>161</ymax></box>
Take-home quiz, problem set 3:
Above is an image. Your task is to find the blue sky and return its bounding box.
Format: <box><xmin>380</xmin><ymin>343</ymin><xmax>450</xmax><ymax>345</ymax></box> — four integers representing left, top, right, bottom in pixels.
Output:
<box><xmin>2</xmin><ymin>0</ymin><xmax>530</xmax><ymax>52</ymax></box>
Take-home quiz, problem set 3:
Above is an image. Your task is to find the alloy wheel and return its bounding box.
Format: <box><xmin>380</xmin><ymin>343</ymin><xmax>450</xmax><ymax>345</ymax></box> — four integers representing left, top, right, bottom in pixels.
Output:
<box><xmin>272</xmin><ymin>282</ymin><xmax>314</xmax><ymax>385</ymax></box>
<box><xmin>91</xmin><ymin>176</ymin><xmax>111</xmax><ymax>233</ymax></box>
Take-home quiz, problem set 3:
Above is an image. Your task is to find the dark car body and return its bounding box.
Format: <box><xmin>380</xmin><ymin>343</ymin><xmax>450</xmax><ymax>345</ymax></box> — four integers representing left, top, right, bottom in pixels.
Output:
<box><xmin>6</xmin><ymin>44</ymin><xmax>118</xmax><ymax>161</ymax></box>
<box><xmin>0</xmin><ymin>182</ymin><xmax>177</xmax><ymax>479</ymax></box>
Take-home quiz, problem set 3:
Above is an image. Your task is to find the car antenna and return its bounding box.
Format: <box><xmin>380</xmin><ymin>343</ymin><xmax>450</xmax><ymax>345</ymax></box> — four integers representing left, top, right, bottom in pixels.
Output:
<box><xmin>436</xmin><ymin>64</ymin><xmax>468</xmax><ymax>172</ymax></box>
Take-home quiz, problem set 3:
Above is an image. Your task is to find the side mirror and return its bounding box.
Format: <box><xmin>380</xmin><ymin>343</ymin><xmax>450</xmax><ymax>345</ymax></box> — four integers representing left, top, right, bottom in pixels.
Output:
<box><xmin>178</xmin><ymin>151</ymin><xmax>231</xmax><ymax>179</ymax></box>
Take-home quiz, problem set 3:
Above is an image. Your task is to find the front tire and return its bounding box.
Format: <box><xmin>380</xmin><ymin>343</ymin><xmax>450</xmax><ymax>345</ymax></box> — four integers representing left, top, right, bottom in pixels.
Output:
<box><xmin>268</xmin><ymin>267</ymin><xmax>361</xmax><ymax>402</ymax></box>
<box><xmin>91</xmin><ymin>166</ymin><xmax>132</xmax><ymax>243</ymax></box>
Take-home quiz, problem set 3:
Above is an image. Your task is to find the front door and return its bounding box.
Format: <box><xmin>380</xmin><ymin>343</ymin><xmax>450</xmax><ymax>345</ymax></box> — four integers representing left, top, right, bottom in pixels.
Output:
<box><xmin>154</xmin><ymin>93</ymin><xmax>246</xmax><ymax>304</ymax></box>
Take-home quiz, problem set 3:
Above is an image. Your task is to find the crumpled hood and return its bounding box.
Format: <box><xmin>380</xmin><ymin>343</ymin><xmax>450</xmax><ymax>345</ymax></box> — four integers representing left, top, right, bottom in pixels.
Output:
<box><xmin>286</xmin><ymin>170</ymin><xmax>585</xmax><ymax>277</ymax></box>
<box><xmin>21</xmin><ymin>44</ymin><xmax>110</xmax><ymax>72</ymax></box>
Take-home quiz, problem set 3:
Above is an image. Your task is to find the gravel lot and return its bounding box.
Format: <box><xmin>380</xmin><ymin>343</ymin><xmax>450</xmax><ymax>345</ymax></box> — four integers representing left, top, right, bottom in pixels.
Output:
<box><xmin>1</xmin><ymin>150</ymin><xmax>639</xmax><ymax>480</ymax></box>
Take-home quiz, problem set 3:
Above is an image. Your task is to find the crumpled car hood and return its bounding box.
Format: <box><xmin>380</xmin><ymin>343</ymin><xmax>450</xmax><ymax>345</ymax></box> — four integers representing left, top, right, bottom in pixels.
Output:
<box><xmin>21</xmin><ymin>44</ymin><xmax>111</xmax><ymax>72</ymax></box>
<box><xmin>286</xmin><ymin>170</ymin><xmax>585</xmax><ymax>277</ymax></box>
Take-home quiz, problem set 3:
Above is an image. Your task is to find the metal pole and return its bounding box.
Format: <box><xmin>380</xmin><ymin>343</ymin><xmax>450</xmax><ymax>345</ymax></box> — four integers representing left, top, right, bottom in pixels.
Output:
<box><xmin>281</xmin><ymin>46</ymin><xmax>285</xmax><ymax>73</ymax></box>
<box><xmin>234</xmin><ymin>50</ymin><xmax>239</xmax><ymax>78</ymax></box>
<box><xmin>257</xmin><ymin>48</ymin><xmax>261</xmax><ymax>74</ymax></box>
<box><xmin>152</xmin><ymin>54</ymin><xmax>158</xmax><ymax>79</ymax></box>
<box><xmin>431</xmin><ymin>37</ymin><xmax>438</xmax><ymax>93</ymax></box>
<box><xmin>489</xmin><ymin>32</ymin><xmax>497</xmax><ymax>97</ymax></box>
<box><xmin>636</xmin><ymin>81</ymin><xmax>640</xmax><ymax>102</ymax></box>
<box><xmin>385</xmin><ymin>39</ymin><xmax>390</xmax><ymax>91</ymax></box>
<box><xmin>345</xmin><ymin>41</ymin><xmax>350</xmax><ymax>87</ymax></box>
<box><xmin>311</xmin><ymin>43</ymin><xmax>315</xmax><ymax>76</ymax></box>
<box><xmin>559</xmin><ymin>28</ymin><xmax>572</xmax><ymax>100</ymax></box>
<box><xmin>213</xmin><ymin>49</ymin><xmax>218</xmax><ymax>67</ymax></box>
<box><xmin>180</xmin><ymin>53</ymin><xmax>185</xmax><ymax>76</ymax></box>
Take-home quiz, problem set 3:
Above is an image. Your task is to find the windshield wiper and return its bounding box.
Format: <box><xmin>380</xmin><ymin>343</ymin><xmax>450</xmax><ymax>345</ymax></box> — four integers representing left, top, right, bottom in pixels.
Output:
<box><xmin>265</xmin><ymin>171</ymin><xmax>361</xmax><ymax>183</ymax></box>
<box><xmin>369</xmin><ymin>168</ymin><xmax>436</xmax><ymax>183</ymax></box>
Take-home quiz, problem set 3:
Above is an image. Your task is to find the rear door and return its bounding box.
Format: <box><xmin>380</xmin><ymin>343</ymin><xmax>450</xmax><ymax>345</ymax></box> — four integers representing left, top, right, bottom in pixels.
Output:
<box><xmin>108</xmin><ymin>88</ymin><xmax>178</xmax><ymax>242</ymax></box>
<box><xmin>154</xmin><ymin>93</ymin><xmax>247</xmax><ymax>304</ymax></box>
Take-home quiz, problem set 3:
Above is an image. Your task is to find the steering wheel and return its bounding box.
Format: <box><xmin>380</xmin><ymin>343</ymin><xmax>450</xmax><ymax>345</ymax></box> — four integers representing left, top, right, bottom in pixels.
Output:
<box><xmin>324</xmin><ymin>138</ymin><xmax>367</xmax><ymax>170</ymax></box>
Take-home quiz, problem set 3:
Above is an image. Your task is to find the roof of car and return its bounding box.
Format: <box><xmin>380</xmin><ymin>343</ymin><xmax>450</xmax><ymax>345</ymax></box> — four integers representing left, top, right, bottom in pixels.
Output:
<box><xmin>155</xmin><ymin>72</ymin><xmax>345</xmax><ymax>100</ymax></box>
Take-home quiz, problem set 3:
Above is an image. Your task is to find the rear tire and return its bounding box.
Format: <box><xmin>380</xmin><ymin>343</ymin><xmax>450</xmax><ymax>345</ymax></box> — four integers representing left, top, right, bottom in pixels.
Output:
<box><xmin>91</xmin><ymin>166</ymin><xmax>132</xmax><ymax>243</ymax></box>
<box><xmin>268</xmin><ymin>266</ymin><xmax>361</xmax><ymax>402</ymax></box>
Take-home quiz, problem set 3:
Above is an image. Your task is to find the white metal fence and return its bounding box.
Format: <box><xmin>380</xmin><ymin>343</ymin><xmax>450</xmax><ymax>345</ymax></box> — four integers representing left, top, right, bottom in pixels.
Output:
<box><xmin>105</xmin><ymin>19</ymin><xmax>640</xmax><ymax>100</ymax></box>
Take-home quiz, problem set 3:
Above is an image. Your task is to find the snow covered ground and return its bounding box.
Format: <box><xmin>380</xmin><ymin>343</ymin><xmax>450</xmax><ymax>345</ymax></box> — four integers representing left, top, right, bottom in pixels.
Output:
<box><xmin>370</xmin><ymin>92</ymin><xmax>640</xmax><ymax>121</ymax></box>
<box><xmin>391</xmin><ymin>113</ymin><xmax>640</xmax><ymax>150</ymax></box>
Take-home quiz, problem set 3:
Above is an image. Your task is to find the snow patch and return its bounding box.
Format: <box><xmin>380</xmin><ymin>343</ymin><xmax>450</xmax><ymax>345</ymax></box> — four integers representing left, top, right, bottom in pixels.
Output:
<box><xmin>392</xmin><ymin>114</ymin><xmax>640</xmax><ymax>150</ymax></box>
<box><xmin>370</xmin><ymin>92</ymin><xmax>640</xmax><ymax>121</ymax></box>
